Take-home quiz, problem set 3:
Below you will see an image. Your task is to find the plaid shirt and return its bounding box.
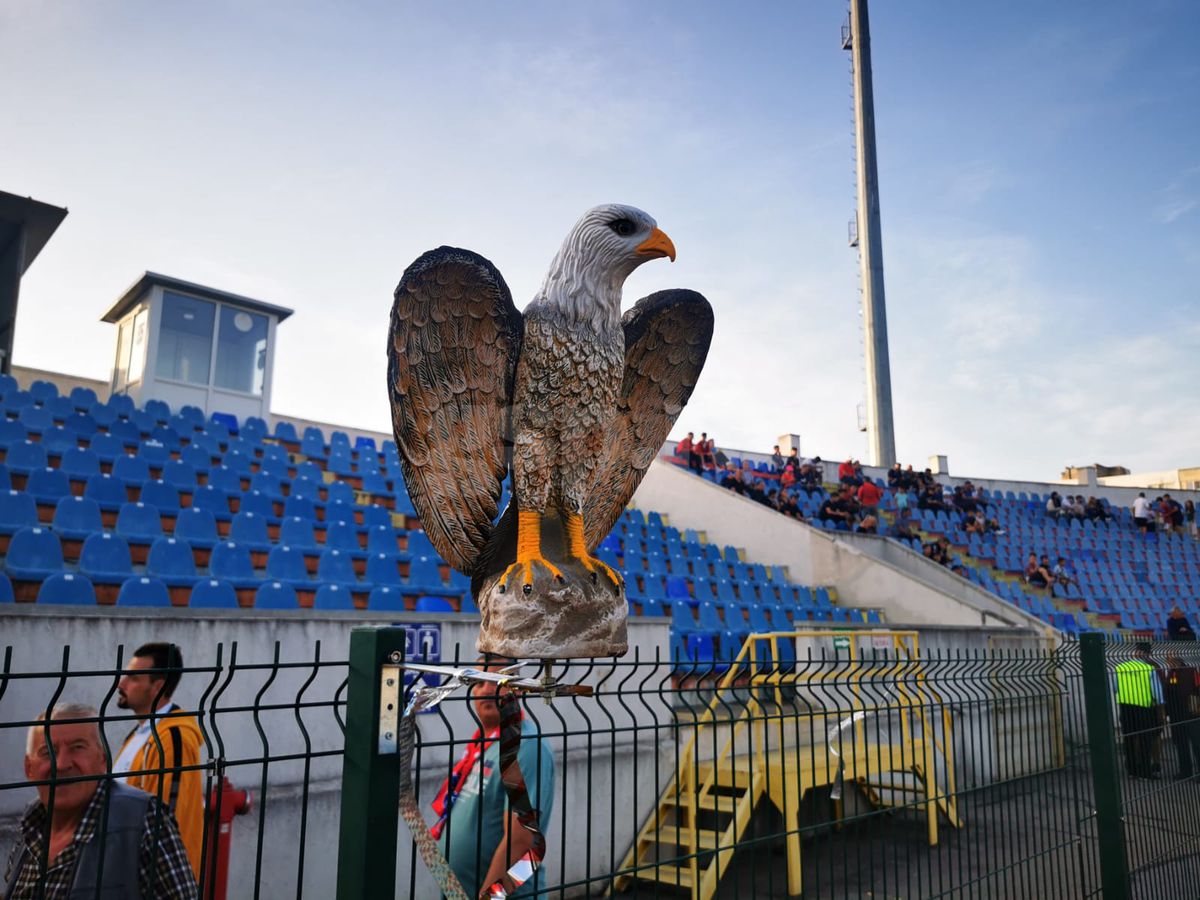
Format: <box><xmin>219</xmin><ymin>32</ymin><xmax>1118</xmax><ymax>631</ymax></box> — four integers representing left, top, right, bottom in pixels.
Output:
<box><xmin>4</xmin><ymin>779</ymin><xmax>198</xmax><ymax>899</ymax></box>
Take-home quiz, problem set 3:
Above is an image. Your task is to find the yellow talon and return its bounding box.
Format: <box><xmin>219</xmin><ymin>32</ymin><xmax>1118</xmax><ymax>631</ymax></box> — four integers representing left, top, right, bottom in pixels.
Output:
<box><xmin>564</xmin><ymin>512</ymin><xmax>623</xmax><ymax>589</ymax></box>
<box><xmin>500</xmin><ymin>510</ymin><xmax>565</xmax><ymax>593</ymax></box>
<box><xmin>500</xmin><ymin>556</ymin><xmax>565</xmax><ymax>592</ymax></box>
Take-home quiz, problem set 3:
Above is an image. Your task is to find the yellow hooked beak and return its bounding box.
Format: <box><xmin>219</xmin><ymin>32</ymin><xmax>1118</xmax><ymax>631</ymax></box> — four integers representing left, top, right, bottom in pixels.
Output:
<box><xmin>635</xmin><ymin>227</ymin><xmax>676</xmax><ymax>262</ymax></box>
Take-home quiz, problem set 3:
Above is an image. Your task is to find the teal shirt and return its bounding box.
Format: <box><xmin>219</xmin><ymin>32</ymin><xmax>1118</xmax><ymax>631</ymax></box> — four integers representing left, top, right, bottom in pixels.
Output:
<box><xmin>439</xmin><ymin>718</ymin><xmax>556</xmax><ymax>898</ymax></box>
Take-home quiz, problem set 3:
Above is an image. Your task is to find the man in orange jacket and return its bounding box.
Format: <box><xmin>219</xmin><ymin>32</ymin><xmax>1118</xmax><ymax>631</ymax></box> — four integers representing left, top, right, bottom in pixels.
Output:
<box><xmin>115</xmin><ymin>642</ymin><xmax>205</xmax><ymax>880</ymax></box>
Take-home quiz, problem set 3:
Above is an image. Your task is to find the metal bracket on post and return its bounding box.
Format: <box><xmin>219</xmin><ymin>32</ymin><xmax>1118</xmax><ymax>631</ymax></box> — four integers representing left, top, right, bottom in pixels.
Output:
<box><xmin>378</xmin><ymin>658</ymin><xmax>402</xmax><ymax>755</ymax></box>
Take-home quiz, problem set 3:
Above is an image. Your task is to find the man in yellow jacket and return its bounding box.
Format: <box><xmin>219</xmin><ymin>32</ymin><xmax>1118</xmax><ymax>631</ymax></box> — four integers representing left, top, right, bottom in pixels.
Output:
<box><xmin>116</xmin><ymin>641</ymin><xmax>205</xmax><ymax>880</ymax></box>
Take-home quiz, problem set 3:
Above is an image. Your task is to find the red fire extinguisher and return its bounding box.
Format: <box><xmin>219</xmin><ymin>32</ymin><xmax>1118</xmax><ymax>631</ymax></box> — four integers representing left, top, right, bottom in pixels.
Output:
<box><xmin>203</xmin><ymin>777</ymin><xmax>252</xmax><ymax>900</ymax></box>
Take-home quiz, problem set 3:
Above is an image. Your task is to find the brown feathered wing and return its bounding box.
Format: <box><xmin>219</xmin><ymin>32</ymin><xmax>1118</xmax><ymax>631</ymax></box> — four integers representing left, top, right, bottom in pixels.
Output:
<box><xmin>583</xmin><ymin>289</ymin><xmax>715</xmax><ymax>549</ymax></box>
<box><xmin>387</xmin><ymin>246</ymin><xmax>523</xmax><ymax>574</ymax></box>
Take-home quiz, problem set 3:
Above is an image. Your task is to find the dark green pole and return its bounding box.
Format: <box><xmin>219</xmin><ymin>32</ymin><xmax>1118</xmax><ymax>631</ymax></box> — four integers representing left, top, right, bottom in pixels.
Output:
<box><xmin>336</xmin><ymin>626</ymin><xmax>406</xmax><ymax>899</ymax></box>
<box><xmin>1080</xmin><ymin>632</ymin><xmax>1130</xmax><ymax>899</ymax></box>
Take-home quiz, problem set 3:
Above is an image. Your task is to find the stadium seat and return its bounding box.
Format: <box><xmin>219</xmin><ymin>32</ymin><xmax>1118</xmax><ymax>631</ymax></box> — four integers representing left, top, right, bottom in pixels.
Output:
<box><xmin>117</xmin><ymin>576</ymin><xmax>171</xmax><ymax>608</ymax></box>
<box><xmin>366</xmin><ymin>527</ymin><xmax>401</xmax><ymax>559</ymax></box>
<box><xmin>365</xmin><ymin>553</ymin><xmax>402</xmax><ymax>587</ymax></box>
<box><xmin>138</xmin><ymin>480</ymin><xmax>181</xmax><ymax>516</ymax></box>
<box><xmin>172</xmin><ymin>511</ymin><xmax>219</xmax><ymax>554</ymax></box>
<box><xmin>367</xmin><ymin>584</ymin><xmax>406</xmax><ymax>611</ymax></box>
<box><xmin>210</xmin><ymin>411</ymin><xmax>239</xmax><ymax>435</ymax></box>
<box><xmin>210</xmin><ymin>541</ymin><xmax>258</xmax><ymax>588</ymax></box>
<box><xmin>313</xmin><ymin>583</ymin><xmax>356</xmax><ymax>611</ymax></box>
<box><xmin>18</xmin><ymin>405</ymin><xmax>53</xmax><ymax>435</ymax></box>
<box><xmin>189</xmin><ymin>579</ymin><xmax>239</xmax><ymax>609</ymax></box>
<box><xmin>0</xmin><ymin>490</ymin><xmax>39</xmax><ymax>547</ymax></box>
<box><xmin>238</xmin><ymin>490</ymin><xmax>276</xmax><ymax>522</ymax></box>
<box><xmin>36</xmin><ymin>572</ymin><xmax>96</xmax><ymax>606</ymax></box>
<box><xmin>273</xmin><ymin>421</ymin><xmax>299</xmax><ymax>443</ymax></box>
<box><xmin>407</xmin><ymin>557</ymin><xmax>448</xmax><ymax>593</ymax></box>
<box><xmin>279</xmin><ymin>517</ymin><xmax>319</xmax><ymax>550</ymax></box>
<box><xmin>28</xmin><ymin>468</ymin><xmax>71</xmax><ymax>507</ymax></box>
<box><xmin>266</xmin><ymin>545</ymin><xmax>317</xmax><ymax>591</ymax></box>
<box><xmin>191</xmin><ymin>485</ymin><xmax>232</xmax><ymax>522</ymax></box>
<box><xmin>254</xmin><ymin>580</ymin><xmax>299</xmax><ymax>610</ymax></box>
<box><xmin>325</xmin><ymin>519</ymin><xmax>364</xmax><ymax>557</ymax></box>
<box><xmin>144</xmin><ymin>399</ymin><xmax>171</xmax><ymax>424</ymax></box>
<box><xmin>241</xmin><ymin>416</ymin><xmax>268</xmax><ymax>443</ymax></box>
<box><xmin>0</xmin><ymin>419</ymin><xmax>29</xmax><ymax>451</ymax></box>
<box><xmin>146</xmin><ymin>537</ymin><xmax>199</xmax><ymax>588</ymax></box>
<box><xmin>161</xmin><ymin>459</ymin><xmax>197</xmax><ymax>489</ymax></box>
<box><xmin>283</xmin><ymin>495</ymin><xmax>317</xmax><ymax>521</ymax></box>
<box><xmin>317</xmin><ymin>548</ymin><xmax>357</xmax><ymax>589</ymax></box>
<box><xmin>112</xmin><ymin>455</ymin><xmax>151</xmax><ymax>487</ymax></box>
<box><xmin>229</xmin><ymin>512</ymin><xmax>271</xmax><ymax>553</ymax></box>
<box><xmin>106</xmin><ymin>393</ymin><xmax>135</xmax><ymax>417</ymax></box>
<box><xmin>6</xmin><ymin>524</ymin><xmax>65</xmax><ymax>586</ymax></box>
<box><xmin>40</xmin><ymin>426</ymin><xmax>76</xmax><ymax>456</ymax></box>
<box><xmin>69</xmin><ymin>387</ymin><xmax>98</xmax><ymax>411</ymax></box>
<box><xmin>6</xmin><ymin>441</ymin><xmax>48</xmax><ymax>476</ymax></box>
<box><xmin>79</xmin><ymin>532</ymin><xmax>133</xmax><ymax>587</ymax></box>
<box><xmin>83</xmin><ymin>473</ymin><xmax>128</xmax><ymax>513</ymax></box>
<box><xmin>0</xmin><ymin>572</ymin><xmax>12</xmax><ymax>603</ymax></box>
<box><xmin>51</xmin><ymin>496</ymin><xmax>103</xmax><ymax>541</ymax></box>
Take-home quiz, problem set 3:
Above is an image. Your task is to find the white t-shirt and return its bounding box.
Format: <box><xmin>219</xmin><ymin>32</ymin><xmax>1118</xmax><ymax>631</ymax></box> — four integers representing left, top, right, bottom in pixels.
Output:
<box><xmin>112</xmin><ymin>701</ymin><xmax>176</xmax><ymax>782</ymax></box>
<box><xmin>1133</xmin><ymin>497</ymin><xmax>1149</xmax><ymax>518</ymax></box>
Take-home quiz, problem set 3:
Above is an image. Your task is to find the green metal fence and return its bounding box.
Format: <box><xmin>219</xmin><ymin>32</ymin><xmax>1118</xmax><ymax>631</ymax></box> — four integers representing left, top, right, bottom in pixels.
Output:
<box><xmin>4</xmin><ymin>630</ymin><xmax>1200</xmax><ymax>898</ymax></box>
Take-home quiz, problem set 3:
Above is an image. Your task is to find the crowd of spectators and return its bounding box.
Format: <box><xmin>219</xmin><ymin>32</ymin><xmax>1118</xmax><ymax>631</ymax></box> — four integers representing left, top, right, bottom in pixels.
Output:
<box><xmin>1131</xmin><ymin>492</ymin><xmax>1196</xmax><ymax>537</ymax></box>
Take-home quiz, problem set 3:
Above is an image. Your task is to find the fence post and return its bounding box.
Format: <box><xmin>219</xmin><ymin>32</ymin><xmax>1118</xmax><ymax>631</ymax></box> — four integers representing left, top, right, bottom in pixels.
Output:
<box><xmin>1079</xmin><ymin>632</ymin><xmax>1130</xmax><ymax>900</ymax></box>
<box><xmin>336</xmin><ymin>626</ymin><xmax>407</xmax><ymax>900</ymax></box>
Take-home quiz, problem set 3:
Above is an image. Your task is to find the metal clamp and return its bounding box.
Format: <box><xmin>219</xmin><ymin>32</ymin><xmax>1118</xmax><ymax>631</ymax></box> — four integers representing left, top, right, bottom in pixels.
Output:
<box><xmin>379</xmin><ymin>664</ymin><xmax>402</xmax><ymax>755</ymax></box>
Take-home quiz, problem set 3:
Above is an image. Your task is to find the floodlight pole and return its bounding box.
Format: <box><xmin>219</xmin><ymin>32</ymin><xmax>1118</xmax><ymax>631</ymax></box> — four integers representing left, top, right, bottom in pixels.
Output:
<box><xmin>847</xmin><ymin>0</ymin><xmax>896</xmax><ymax>468</ymax></box>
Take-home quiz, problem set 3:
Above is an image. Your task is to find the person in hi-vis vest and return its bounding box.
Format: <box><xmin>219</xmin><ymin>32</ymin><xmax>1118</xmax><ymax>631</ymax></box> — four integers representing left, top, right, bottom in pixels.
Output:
<box><xmin>116</xmin><ymin>642</ymin><xmax>205</xmax><ymax>879</ymax></box>
<box><xmin>1113</xmin><ymin>642</ymin><xmax>1165</xmax><ymax>779</ymax></box>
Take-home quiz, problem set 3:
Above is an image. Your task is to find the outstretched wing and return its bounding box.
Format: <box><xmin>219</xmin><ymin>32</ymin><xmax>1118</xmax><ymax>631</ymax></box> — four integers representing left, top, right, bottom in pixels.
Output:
<box><xmin>388</xmin><ymin>246</ymin><xmax>524</xmax><ymax>574</ymax></box>
<box><xmin>584</xmin><ymin>289</ymin><xmax>714</xmax><ymax>549</ymax></box>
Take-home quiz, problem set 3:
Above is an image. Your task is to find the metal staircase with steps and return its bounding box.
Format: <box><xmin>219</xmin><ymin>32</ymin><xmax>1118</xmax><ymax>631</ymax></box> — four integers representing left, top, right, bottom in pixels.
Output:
<box><xmin>612</xmin><ymin>630</ymin><xmax>962</xmax><ymax>899</ymax></box>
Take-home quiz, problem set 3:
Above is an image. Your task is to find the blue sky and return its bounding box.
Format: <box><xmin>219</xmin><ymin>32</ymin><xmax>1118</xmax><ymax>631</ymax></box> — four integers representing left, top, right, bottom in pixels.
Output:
<box><xmin>2</xmin><ymin>1</ymin><xmax>1197</xmax><ymax>482</ymax></box>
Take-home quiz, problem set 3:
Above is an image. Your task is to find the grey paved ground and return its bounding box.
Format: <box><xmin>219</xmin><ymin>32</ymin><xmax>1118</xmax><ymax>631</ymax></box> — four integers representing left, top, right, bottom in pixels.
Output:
<box><xmin>610</xmin><ymin>750</ymin><xmax>1200</xmax><ymax>899</ymax></box>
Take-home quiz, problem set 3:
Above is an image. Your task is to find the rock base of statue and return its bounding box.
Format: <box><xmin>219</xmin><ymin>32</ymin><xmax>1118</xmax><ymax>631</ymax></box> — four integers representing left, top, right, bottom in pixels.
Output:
<box><xmin>476</xmin><ymin>562</ymin><xmax>627</xmax><ymax>659</ymax></box>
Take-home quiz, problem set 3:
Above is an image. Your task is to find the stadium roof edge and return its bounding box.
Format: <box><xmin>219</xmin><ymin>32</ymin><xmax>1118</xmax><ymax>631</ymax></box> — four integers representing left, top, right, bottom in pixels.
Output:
<box><xmin>101</xmin><ymin>271</ymin><xmax>295</xmax><ymax>324</ymax></box>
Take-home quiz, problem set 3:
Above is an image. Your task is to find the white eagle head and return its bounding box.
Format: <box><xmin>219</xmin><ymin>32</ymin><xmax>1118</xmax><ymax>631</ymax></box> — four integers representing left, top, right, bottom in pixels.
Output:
<box><xmin>537</xmin><ymin>203</ymin><xmax>676</xmax><ymax>331</ymax></box>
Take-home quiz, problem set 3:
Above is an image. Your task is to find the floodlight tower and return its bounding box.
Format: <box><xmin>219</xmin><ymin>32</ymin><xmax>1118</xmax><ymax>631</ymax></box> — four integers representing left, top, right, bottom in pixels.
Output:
<box><xmin>844</xmin><ymin>0</ymin><xmax>896</xmax><ymax>468</ymax></box>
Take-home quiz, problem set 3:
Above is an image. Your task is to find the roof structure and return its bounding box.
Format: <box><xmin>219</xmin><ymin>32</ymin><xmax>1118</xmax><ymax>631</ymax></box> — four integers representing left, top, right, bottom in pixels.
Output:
<box><xmin>101</xmin><ymin>271</ymin><xmax>295</xmax><ymax>324</ymax></box>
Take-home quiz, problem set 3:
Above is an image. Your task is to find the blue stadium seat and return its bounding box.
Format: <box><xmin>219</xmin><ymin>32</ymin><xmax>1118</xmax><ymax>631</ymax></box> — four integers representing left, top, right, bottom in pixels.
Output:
<box><xmin>161</xmin><ymin>459</ymin><xmax>197</xmax><ymax>489</ymax></box>
<box><xmin>327</xmin><ymin>454</ymin><xmax>354</xmax><ymax>478</ymax></box>
<box><xmin>61</xmin><ymin>447</ymin><xmax>101</xmax><ymax>482</ymax></box>
<box><xmin>117</xmin><ymin>576</ymin><xmax>171</xmax><ymax>608</ymax></box>
<box><xmin>84</xmin><ymin>474</ymin><xmax>128</xmax><ymax>512</ymax></box>
<box><xmin>366</xmin><ymin>553</ymin><xmax>402</xmax><ymax>587</ymax></box>
<box><xmin>366</xmin><ymin>526</ymin><xmax>400</xmax><ymax>556</ymax></box>
<box><xmin>229</xmin><ymin>512</ymin><xmax>271</xmax><ymax>553</ymax></box>
<box><xmin>361</xmin><ymin>505</ymin><xmax>393</xmax><ymax>531</ymax></box>
<box><xmin>367</xmin><ymin>584</ymin><xmax>405</xmax><ymax>611</ymax></box>
<box><xmin>317</xmin><ymin>548</ymin><xmax>358</xmax><ymax>589</ymax></box>
<box><xmin>0</xmin><ymin>572</ymin><xmax>13</xmax><ymax>603</ymax></box>
<box><xmin>0</xmin><ymin>463</ymin><xmax>10</xmax><ymax>491</ymax></box>
<box><xmin>238</xmin><ymin>490</ymin><xmax>276</xmax><ymax>521</ymax></box>
<box><xmin>289</xmin><ymin>476</ymin><xmax>322</xmax><ymax>503</ymax></box>
<box><xmin>406</xmin><ymin>532</ymin><xmax>436</xmax><ymax>559</ymax></box>
<box><xmin>0</xmin><ymin>372</ymin><xmax>15</xmax><ymax>396</ymax></box>
<box><xmin>106</xmin><ymin>393</ymin><xmax>135</xmax><ymax>418</ymax></box>
<box><xmin>5</xmin><ymin>527</ymin><xmax>64</xmax><ymax>581</ymax></box>
<box><xmin>138</xmin><ymin>480</ymin><xmax>181</xmax><ymax>516</ymax></box>
<box><xmin>325</xmin><ymin>519</ymin><xmax>364</xmax><ymax>557</ymax></box>
<box><xmin>136</xmin><ymin>441</ymin><xmax>171</xmax><ymax>468</ymax></box>
<box><xmin>241</xmin><ymin>417</ymin><xmax>268</xmax><ymax>443</ymax></box>
<box><xmin>51</xmin><ymin>496</ymin><xmax>103</xmax><ymax>541</ymax></box>
<box><xmin>670</xmin><ymin>600</ymin><xmax>698</xmax><ymax>633</ymax></box>
<box><xmin>325</xmin><ymin>500</ymin><xmax>357</xmax><ymax>527</ymax></box>
<box><xmin>144</xmin><ymin>399</ymin><xmax>171</xmax><ymax>424</ymax></box>
<box><xmin>28</xmin><ymin>468</ymin><xmax>71</xmax><ymax>506</ymax></box>
<box><xmin>178</xmin><ymin>444</ymin><xmax>212</xmax><ymax>475</ymax></box>
<box><xmin>3</xmin><ymin>389</ymin><xmax>33</xmax><ymax>412</ymax></box>
<box><xmin>69</xmin><ymin>387</ymin><xmax>98</xmax><ymax>411</ymax></box>
<box><xmin>0</xmin><ymin>490</ymin><xmax>38</xmax><ymax>538</ymax></box>
<box><xmin>254</xmin><ymin>580</ymin><xmax>299</xmax><ymax>610</ymax></box>
<box><xmin>266</xmin><ymin>545</ymin><xmax>317</xmax><ymax>591</ymax></box>
<box><xmin>283</xmin><ymin>495</ymin><xmax>317</xmax><ymax>521</ymax></box>
<box><xmin>249</xmin><ymin>472</ymin><xmax>284</xmax><ymax>500</ymax></box>
<box><xmin>301</xmin><ymin>428</ymin><xmax>326</xmax><ymax>458</ymax></box>
<box><xmin>18</xmin><ymin>405</ymin><xmax>53</xmax><ymax>434</ymax></box>
<box><xmin>79</xmin><ymin>532</ymin><xmax>132</xmax><ymax>585</ymax></box>
<box><xmin>210</xmin><ymin>542</ymin><xmax>259</xmax><ymax>589</ymax></box>
<box><xmin>190</xmin><ymin>485</ymin><xmax>231</xmax><ymax>522</ymax></box>
<box><xmin>0</xmin><ymin>419</ymin><xmax>28</xmax><ymax>450</ymax></box>
<box><xmin>107</xmin><ymin>419</ymin><xmax>140</xmax><ymax>448</ymax></box>
<box><xmin>407</xmin><ymin>557</ymin><xmax>447</xmax><ymax>593</ymax></box>
<box><xmin>273</xmin><ymin>421</ymin><xmax>299</xmax><ymax>443</ymax></box>
<box><xmin>313</xmin><ymin>583</ymin><xmax>355</xmax><ymax>611</ymax></box>
<box><xmin>279</xmin><ymin>517</ymin><xmax>318</xmax><ymax>550</ymax></box>
<box><xmin>112</xmin><ymin>454</ymin><xmax>151</xmax><ymax>486</ymax></box>
<box><xmin>116</xmin><ymin>501</ymin><xmax>163</xmax><ymax>544</ymax></box>
<box><xmin>6</xmin><ymin>441</ymin><xmax>48</xmax><ymax>475</ymax></box>
<box><xmin>40</xmin><ymin>427</ymin><xmax>76</xmax><ymax>456</ymax></box>
<box><xmin>189</xmin><ymin>579</ymin><xmax>239</xmax><ymax>609</ymax></box>
<box><xmin>209</xmin><ymin>411</ymin><xmax>239</xmax><ymax>436</ymax></box>
<box><xmin>173</xmin><ymin>510</ymin><xmax>219</xmax><ymax>556</ymax></box>
<box><xmin>36</xmin><ymin>572</ymin><xmax>96</xmax><ymax>605</ymax></box>
<box><xmin>326</xmin><ymin>481</ymin><xmax>356</xmax><ymax>507</ymax></box>
<box><xmin>416</xmin><ymin>595</ymin><xmax>455</xmax><ymax>613</ymax></box>
<box><xmin>147</xmin><ymin>537</ymin><xmax>199</xmax><ymax>587</ymax></box>
<box><xmin>87</xmin><ymin>402</ymin><xmax>117</xmax><ymax>430</ymax></box>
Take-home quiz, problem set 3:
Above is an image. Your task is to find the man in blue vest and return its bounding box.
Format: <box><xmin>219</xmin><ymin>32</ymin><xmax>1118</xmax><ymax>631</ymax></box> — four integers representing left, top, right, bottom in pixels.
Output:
<box><xmin>1114</xmin><ymin>643</ymin><xmax>1165</xmax><ymax>779</ymax></box>
<box><xmin>3</xmin><ymin>702</ymin><xmax>197</xmax><ymax>899</ymax></box>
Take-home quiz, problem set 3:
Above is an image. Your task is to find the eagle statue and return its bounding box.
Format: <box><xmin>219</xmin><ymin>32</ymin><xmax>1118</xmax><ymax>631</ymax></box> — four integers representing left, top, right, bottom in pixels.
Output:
<box><xmin>388</xmin><ymin>204</ymin><xmax>713</xmax><ymax>658</ymax></box>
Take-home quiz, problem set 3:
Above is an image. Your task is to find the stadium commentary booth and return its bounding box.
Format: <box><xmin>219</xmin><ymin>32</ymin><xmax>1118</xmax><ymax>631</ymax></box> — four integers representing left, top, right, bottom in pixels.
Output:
<box><xmin>101</xmin><ymin>272</ymin><xmax>292</xmax><ymax>423</ymax></box>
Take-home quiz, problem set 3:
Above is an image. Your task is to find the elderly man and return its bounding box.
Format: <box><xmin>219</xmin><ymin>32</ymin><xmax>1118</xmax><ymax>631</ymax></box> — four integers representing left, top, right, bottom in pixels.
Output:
<box><xmin>4</xmin><ymin>703</ymin><xmax>197</xmax><ymax>899</ymax></box>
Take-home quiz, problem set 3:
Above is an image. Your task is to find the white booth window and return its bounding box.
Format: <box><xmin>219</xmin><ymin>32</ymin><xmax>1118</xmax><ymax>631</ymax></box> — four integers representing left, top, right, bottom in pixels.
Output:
<box><xmin>113</xmin><ymin>319</ymin><xmax>132</xmax><ymax>392</ymax></box>
<box><xmin>128</xmin><ymin>309</ymin><xmax>149</xmax><ymax>384</ymax></box>
<box><xmin>214</xmin><ymin>307</ymin><xmax>268</xmax><ymax>395</ymax></box>
<box><xmin>156</xmin><ymin>292</ymin><xmax>215</xmax><ymax>385</ymax></box>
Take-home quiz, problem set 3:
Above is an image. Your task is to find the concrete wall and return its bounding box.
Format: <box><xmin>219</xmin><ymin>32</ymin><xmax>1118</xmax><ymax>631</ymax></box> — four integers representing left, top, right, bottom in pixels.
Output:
<box><xmin>632</xmin><ymin>459</ymin><xmax>1053</xmax><ymax>635</ymax></box>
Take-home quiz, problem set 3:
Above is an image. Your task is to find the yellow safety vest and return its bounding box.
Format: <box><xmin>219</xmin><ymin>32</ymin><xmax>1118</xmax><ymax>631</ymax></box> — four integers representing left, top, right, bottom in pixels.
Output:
<box><xmin>1115</xmin><ymin>659</ymin><xmax>1155</xmax><ymax>707</ymax></box>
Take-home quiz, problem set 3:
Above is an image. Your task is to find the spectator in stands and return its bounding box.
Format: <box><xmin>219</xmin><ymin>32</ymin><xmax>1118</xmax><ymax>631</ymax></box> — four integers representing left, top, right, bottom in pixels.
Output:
<box><xmin>719</xmin><ymin>463</ymin><xmax>742</xmax><ymax>495</ymax></box>
<box><xmin>1132</xmin><ymin>493</ymin><xmax>1151</xmax><ymax>533</ymax></box>
<box><xmin>1186</xmin><ymin>500</ymin><xmax>1197</xmax><ymax>539</ymax></box>
<box><xmin>436</xmin><ymin>658</ymin><xmax>555</xmax><ymax>898</ymax></box>
<box><xmin>1085</xmin><ymin>497</ymin><xmax>1108</xmax><ymax>522</ymax></box>
<box><xmin>895</xmin><ymin>486</ymin><xmax>911</xmax><ymax>517</ymax></box>
<box><xmin>776</xmin><ymin>491</ymin><xmax>802</xmax><ymax>521</ymax></box>
<box><xmin>1163</xmin><ymin>494</ymin><xmax>1184</xmax><ymax>534</ymax></box>
<box><xmin>964</xmin><ymin>514</ymin><xmax>983</xmax><ymax>536</ymax></box>
<box><xmin>712</xmin><ymin>444</ymin><xmax>729</xmax><ymax>470</ymax></box>
<box><xmin>6</xmin><ymin>704</ymin><xmax>197</xmax><ymax>898</ymax></box>
<box><xmin>779</xmin><ymin>464</ymin><xmax>796</xmax><ymax>492</ymax></box>
<box><xmin>887</xmin><ymin>463</ymin><xmax>903</xmax><ymax>489</ymax></box>
<box><xmin>1167</xmin><ymin>606</ymin><xmax>1196</xmax><ymax>641</ymax></box>
<box><xmin>770</xmin><ymin>445</ymin><xmax>785</xmax><ymax>471</ymax></box>
<box><xmin>954</xmin><ymin>482</ymin><xmax>980</xmax><ymax>514</ymax></box>
<box><xmin>1115</xmin><ymin>644</ymin><xmax>1165</xmax><ymax>779</ymax></box>
<box><xmin>799</xmin><ymin>456</ymin><xmax>822</xmax><ymax>490</ymax></box>
<box><xmin>1160</xmin><ymin>651</ymin><xmax>1200</xmax><ymax>780</ymax></box>
<box><xmin>114</xmin><ymin>642</ymin><xmax>204</xmax><ymax>879</ymax></box>
<box><xmin>889</xmin><ymin>517</ymin><xmax>917</xmax><ymax>542</ymax></box>
<box><xmin>919</xmin><ymin>468</ymin><xmax>935</xmax><ymax>488</ymax></box>
<box><xmin>837</xmin><ymin>458</ymin><xmax>861</xmax><ymax>488</ymax></box>
<box><xmin>697</xmin><ymin>433</ymin><xmax>715</xmax><ymax>471</ymax></box>
<box><xmin>900</xmin><ymin>465</ymin><xmax>918</xmax><ymax>490</ymax></box>
<box><xmin>818</xmin><ymin>492</ymin><xmax>852</xmax><ymax>528</ymax></box>
<box><xmin>1051</xmin><ymin>557</ymin><xmax>1073</xmax><ymax>588</ymax></box>
<box><xmin>1024</xmin><ymin>553</ymin><xmax>1049</xmax><ymax>589</ymax></box>
<box><xmin>676</xmin><ymin>432</ymin><xmax>703</xmax><ymax>476</ymax></box>
<box><xmin>1067</xmin><ymin>496</ymin><xmax>1087</xmax><ymax>520</ymax></box>
<box><xmin>917</xmin><ymin>482</ymin><xmax>946</xmax><ymax>513</ymax></box>
<box><xmin>1046</xmin><ymin>492</ymin><xmax>1063</xmax><ymax>519</ymax></box>
<box><xmin>856</xmin><ymin>514</ymin><xmax>878</xmax><ymax>535</ymax></box>
<box><xmin>856</xmin><ymin>479</ymin><xmax>882</xmax><ymax>519</ymax></box>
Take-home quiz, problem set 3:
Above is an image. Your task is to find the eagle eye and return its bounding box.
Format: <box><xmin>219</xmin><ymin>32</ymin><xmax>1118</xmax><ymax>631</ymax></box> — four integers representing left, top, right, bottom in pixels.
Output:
<box><xmin>608</xmin><ymin>218</ymin><xmax>637</xmax><ymax>237</ymax></box>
